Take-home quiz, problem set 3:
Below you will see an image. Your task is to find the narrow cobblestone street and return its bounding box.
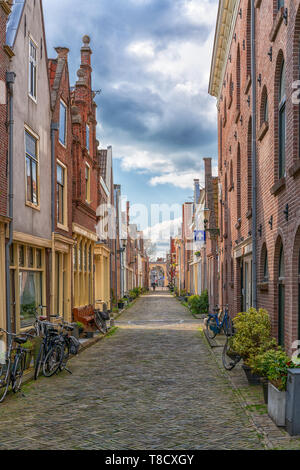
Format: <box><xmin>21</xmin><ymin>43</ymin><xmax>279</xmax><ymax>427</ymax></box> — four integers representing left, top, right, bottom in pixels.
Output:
<box><xmin>0</xmin><ymin>293</ymin><xmax>263</xmax><ymax>450</ymax></box>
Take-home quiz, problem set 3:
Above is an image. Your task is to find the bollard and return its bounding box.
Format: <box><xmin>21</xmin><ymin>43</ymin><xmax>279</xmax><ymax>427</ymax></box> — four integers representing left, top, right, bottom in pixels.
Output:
<box><xmin>286</xmin><ymin>369</ymin><xmax>300</xmax><ymax>435</ymax></box>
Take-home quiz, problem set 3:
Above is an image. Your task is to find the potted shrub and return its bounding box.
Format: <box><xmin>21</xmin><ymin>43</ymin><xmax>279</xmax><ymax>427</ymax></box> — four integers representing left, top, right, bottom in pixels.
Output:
<box><xmin>75</xmin><ymin>321</ymin><xmax>84</xmax><ymax>338</ymax></box>
<box><xmin>231</xmin><ymin>308</ymin><xmax>277</xmax><ymax>385</ymax></box>
<box><xmin>118</xmin><ymin>299</ymin><xmax>125</xmax><ymax>309</ymax></box>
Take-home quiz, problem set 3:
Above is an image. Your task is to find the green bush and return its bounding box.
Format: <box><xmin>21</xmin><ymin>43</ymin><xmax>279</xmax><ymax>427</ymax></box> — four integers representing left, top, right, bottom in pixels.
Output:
<box><xmin>249</xmin><ymin>348</ymin><xmax>299</xmax><ymax>391</ymax></box>
<box><xmin>231</xmin><ymin>308</ymin><xmax>277</xmax><ymax>366</ymax></box>
<box><xmin>187</xmin><ymin>289</ymin><xmax>209</xmax><ymax>314</ymax></box>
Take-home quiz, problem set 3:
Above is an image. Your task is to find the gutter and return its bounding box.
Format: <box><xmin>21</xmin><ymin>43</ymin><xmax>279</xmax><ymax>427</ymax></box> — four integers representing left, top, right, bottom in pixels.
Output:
<box><xmin>251</xmin><ymin>0</ymin><xmax>257</xmax><ymax>308</ymax></box>
<box><xmin>5</xmin><ymin>71</ymin><xmax>15</xmax><ymax>334</ymax></box>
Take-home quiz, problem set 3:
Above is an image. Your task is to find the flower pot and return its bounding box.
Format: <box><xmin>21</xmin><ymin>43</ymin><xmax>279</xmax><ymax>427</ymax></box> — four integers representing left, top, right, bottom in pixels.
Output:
<box><xmin>118</xmin><ymin>302</ymin><xmax>124</xmax><ymax>309</ymax></box>
<box><xmin>261</xmin><ymin>378</ymin><xmax>268</xmax><ymax>404</ymax></box>
<box><xmin>85</xmin><ymin>331</ymin><xmax>94</xmax><ymax>339</ymax></box>
<box><xmin>242</xmin><ymin>364</ymin><xmax>261</xmax><ymax>385</ymax></box>
<box><xmin>268</xmin><ymin>382</ymin><xmax>286</xmax><ymax>426</ymax></box>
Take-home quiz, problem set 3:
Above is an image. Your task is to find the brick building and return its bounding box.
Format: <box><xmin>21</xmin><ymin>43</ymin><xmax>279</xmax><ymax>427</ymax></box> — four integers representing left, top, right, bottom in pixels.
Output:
<box><xmin>0</xmin><ymin>0</ymin><xmax>12</xmax><ymax>332</ymax></box>
<box><xmin>209</xmin><ymin>0</ymin><xmax>300</xmax><ymax>352</ymax></box>
<box><xmin>71</xmin><ymin>35</ymin><xmax>99</xmax><ymax>323</ymax></box>
<box><xmin>48</xmin><ymin>46</ymin><xmax>74</xmax><ymax>322</ymax></box>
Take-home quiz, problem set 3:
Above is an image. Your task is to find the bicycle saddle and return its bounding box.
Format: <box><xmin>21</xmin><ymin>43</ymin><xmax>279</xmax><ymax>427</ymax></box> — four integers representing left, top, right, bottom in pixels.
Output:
<box><xmin>14</xmin><ymin>337</ymin><xmax>28</xmax><ymax>344</ymax></box>
<box><xmin>39</xmin><ymin>316</ymin><xmax>47</xmax><ymax>321</ymax></box>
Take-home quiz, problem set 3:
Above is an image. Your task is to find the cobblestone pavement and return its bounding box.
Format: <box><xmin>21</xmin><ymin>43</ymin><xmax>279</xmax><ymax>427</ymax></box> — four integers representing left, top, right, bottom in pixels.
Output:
<box><xmin>0</xmin><ymin>292</ymin><xmax>263</xmax><ymax>450</ymax></box>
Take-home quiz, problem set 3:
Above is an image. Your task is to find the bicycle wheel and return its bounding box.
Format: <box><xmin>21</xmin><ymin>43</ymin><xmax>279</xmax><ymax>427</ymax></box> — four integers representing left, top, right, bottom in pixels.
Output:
<box><xmin>12</xmin><ymin>354</ymin><xmax>25</xmax><ymax>393</ymax></box>
<box><xmin>94</xmin><ymin>313</ymin><xmax>107</xmax><ymax>334</ymax></box>
<box><xmin>206</xmin><ymin>316</ymin><xmax>218</xmax><ymax>339</ymax></box>
<box><xmin>59</xmin><ymin>340</ymin><xmax>70</xmax><ymax>371</ymax></box>
<box><xmin>43</xmin><ymin>343</ymin><xmax>64</xmax><ymax>377</ymax></box>
<box><xmin>223</xmin><ymin>315</ymin><xmax>233</xmax><ymax>337</ymax></box>
<box><xmin>34</xmin><ymin>342</ymin><xmax>44</xmax><ymax>380</ymax></box>
<box><xmin>222</xmin><ymin>336</ymin><xmax>241</xmax><ymax>370</ymax></box>
<box><xmin>0</xmin><ymin>363</ymin><xmax>10</xmax><ymax>403</ymax></box>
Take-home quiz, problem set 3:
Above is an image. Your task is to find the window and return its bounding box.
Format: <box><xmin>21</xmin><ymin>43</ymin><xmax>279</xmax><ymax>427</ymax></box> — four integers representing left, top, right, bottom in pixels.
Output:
<box><xmin>55</xmin><ymin>252</ymin><xmax>67</xmax><ymax>318</ymax></box>
<box><xmin>86</xmin><ymin>124</ymin><xmax>90</xmax><ymax>153</ymax></box>
<box><xmin>279</xmin><ymin>61</ymin><xmax>286</xmax><ymax>178</ymax></box>
<box><xmin>10</xmin><ymin>244</ymin><xmax>45</xmax><ymax>331</ymax></box>
<box><xmin>73</xmin><ymin>237</ymin><xmax>93</xmax><ymax>307</ymax></box>
<box><xmin>263</xmin><ymin>251</ymin><xmax>269</xmax><ymax>281</ymax></box>
<box><xmin>264</xmin><ymin>97</ymin><xmax>269</xmax><ymax>123</ymax></box>
<box><xmin>59</xmin><ymin>101</ymin><xmax>67</xmax><ymax>146</ymax></box>
<box><xmin>29</xmin><ymin>39</ymin><xmax>37</xmax><ymax>100</ymax></box>
<box><xmin>57</xmin><ymin>164</ymin><xmax>65</xmax><ymax>225</ymax></box>
<box><xmin>25</xmin><ymin>130</ymin><xmax>38</xmax><ymax>206</ymax></box>
<box><xmin>85</xmin><ymin>164</ymin><xmax>90</xmax><ymax>202</ymax></box>
<box><xmin>277</xmin><ymin>0</ymin><xmax>284</xmax><ymax>10</ymax></box>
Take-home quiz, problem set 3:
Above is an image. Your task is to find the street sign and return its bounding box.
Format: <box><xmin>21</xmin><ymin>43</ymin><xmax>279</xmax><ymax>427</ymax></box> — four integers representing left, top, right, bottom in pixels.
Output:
<box><xmin>194</xmin><ymin>230</ymin><xmax>205</xmax><ymax>242</ymax></box>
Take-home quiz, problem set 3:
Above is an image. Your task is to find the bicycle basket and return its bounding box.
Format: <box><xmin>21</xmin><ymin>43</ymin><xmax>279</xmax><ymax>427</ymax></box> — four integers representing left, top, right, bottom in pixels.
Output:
<box><xmin>69</xmin><ymin>336</ymin><xmax>80</xmax><ymax>355</ymax></box>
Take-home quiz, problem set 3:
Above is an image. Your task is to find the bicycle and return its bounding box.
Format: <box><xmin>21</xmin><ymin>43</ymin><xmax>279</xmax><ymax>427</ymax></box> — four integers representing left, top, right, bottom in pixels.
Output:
<box><xmin>94</xmin><ymin>301</ymin><xmax>110</xmax><ymax>334</ymax></box>
<box><xmin>55</xmin><ymin>319</ymin><xmax>80</xmax><ymax>374</ymax></box>
<box><xmin>0</xmin><ymin>328</ymin><xmax>34</xmax><ymax>403</ymax></box>
<box><xmin>34</xmin><ymin>316</ymin><xmax>63</xmax><ymax>380</ymax></box>
<box><xmin>205</xmin><ymin>305</ymin><xmax>233</xmax><ymax>339</ymax></box>
<box><xmin>222</xmin><ymin>331</ymin><xmax>242</xmax><ymax>370</ymax></box>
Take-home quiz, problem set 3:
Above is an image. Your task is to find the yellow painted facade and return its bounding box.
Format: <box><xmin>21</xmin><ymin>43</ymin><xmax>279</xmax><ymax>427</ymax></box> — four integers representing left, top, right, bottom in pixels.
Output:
<box><xmin>0</xmin><ymin>221</ymin><xmax>7</xmax><ymax>337</ymax></box>
<box><xmin>94</xmin><ymin>243</ymin><xmax>111</xmax><ymax>310</ymax></box>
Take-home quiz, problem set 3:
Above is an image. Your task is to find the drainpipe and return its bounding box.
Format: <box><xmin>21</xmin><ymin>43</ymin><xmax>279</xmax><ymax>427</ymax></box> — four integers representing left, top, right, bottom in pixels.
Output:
<box><xmin>5</xmin><ymin>72</ymin><xmax>16</xmax><ymax>334</ymax></box>
<box><xmin>51</xmin><ymin>122</ymin><xmax>59</xmax><ymax>234</ymax></box>
<box><xmin>50</xmin><ymin>122</ymin><xmax>59</xmax><ymax>317</ymax></box>
<box><xmin>251</xmin><ymin>0</ymin><xmax>257</xmax><ymax>308</ymax></box>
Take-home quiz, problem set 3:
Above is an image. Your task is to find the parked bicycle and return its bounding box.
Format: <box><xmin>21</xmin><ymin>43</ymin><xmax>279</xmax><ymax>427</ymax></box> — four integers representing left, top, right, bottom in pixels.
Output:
<box><xmin>0</xmin><ymin>328</ymin><xmax>34</xmax><ymax>403</ymax></box>
<box><xmin>55</xmin><ymin>319</ymin><xmax>80</xmax><ymax>374</ymax></box>
<box><xmin>34</xmin><ymin>317</ymin><xmax>63</xmax><ymax>380</ymax></box>
<box><xmin>222</xmin><ymin>331</ymin><xmax>242</xmax><ymax>370</ymax></box>
<box><xmin>205</xmin><ymin>305</ymin><xmax>233</xmax><ymax>339</ymax></box>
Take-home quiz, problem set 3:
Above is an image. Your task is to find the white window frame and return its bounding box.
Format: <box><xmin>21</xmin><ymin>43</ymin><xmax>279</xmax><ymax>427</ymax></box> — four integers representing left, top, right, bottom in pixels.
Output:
<box><xmin>28</xmin><ymin>37</ymin><xmax>37</xmax><ymax>102</ymax></box>
<box><xmin>59</xmin><ymin>100</ymin><xmax>67</xmax><ymax>147</ymax></box>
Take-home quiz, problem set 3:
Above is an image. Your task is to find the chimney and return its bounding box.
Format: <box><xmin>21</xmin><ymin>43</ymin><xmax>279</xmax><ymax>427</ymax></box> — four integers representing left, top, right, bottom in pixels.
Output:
<box><xmin>55</xmin><ymin>47</ymin><xmax>69</xmax><ymax>60</ymax></box>
<box><xmin>194</xmin><ymin>179</ymin><xmax>200</xmax><ymax>205</ymax></box>
<box><xmin>81</xmin><ymin>35</ymin><xmax>92</xmax><ymax>68</ymax></box>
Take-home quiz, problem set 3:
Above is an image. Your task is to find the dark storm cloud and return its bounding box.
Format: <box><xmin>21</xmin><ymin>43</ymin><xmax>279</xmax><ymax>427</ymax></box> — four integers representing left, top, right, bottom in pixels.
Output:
<box><xmin>44</xmin><ymin>0</ymin><xmax>218</xmax><ymax>183</ymax></box>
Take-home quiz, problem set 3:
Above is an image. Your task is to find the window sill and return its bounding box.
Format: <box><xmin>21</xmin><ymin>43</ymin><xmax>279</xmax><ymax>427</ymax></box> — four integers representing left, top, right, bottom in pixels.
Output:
<box><xmin>258</xmin><ymin>121</ymin><xmax>269</xmax><ymax>141</ymax></box>
<box><xmin>244</xmin><ymin>75</ymin><xmax>251</xmax><ymax>95</ymax></box>
<box><xmin>258</xmin><ymin>281</ymin><xmax>269</xmax><ymax>291</ymax></box>
<box><xmin>269</xmin><ymin>7</ymin><xmax>285</xmax><ymax>42</ymax></box>
<box><xmin>59</xmin><ymin>140</ymin><xmax>67</xmax><ymax>149</ymax></box>
<box><xmin>28</xmin><ymin>93</ymin><xmax>37</xmax><ymax>105</ymax></box>
<box><xmin>270</xmin><ymin>177</ymin><xmax>286</xmax><ymax>196</ymax></box>
<box><xmin>288</xmin><ymin>160</ymin><xmax>300</xmax><ymax>178</ymax></box>
<box><xmin>25</xmin><ymin>201</ymin><xmax>40</xmax><ymax>211</ymax></box>
<box><xmin>57</xmin><ymin>223</ymin><xmax>69</xmax><ymax>232</ymax></box>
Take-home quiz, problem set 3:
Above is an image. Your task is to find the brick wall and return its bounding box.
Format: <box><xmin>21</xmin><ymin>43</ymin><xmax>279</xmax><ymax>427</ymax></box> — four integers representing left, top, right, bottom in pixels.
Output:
<box><xmin>213</xmin><ymin>0</ymin><xmax>300</xmax><ymax>353</ymax></box>
<box><xmin>0</xmin><ymin>3</ymin><xmax>10</xmax><ymax>218</ymax></box>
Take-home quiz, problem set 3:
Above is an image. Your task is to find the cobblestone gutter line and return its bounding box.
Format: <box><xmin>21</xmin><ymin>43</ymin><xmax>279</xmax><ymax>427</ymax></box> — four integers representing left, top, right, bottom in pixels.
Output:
<box><xmin>200</xmin><ymin>327</ymin><xmax>300</xmax><ymax>450</ymax></box>
<box><xmin>200</xmin><ymin>329</ymin><xmax>273</xmax><ymax>449</ymax></box>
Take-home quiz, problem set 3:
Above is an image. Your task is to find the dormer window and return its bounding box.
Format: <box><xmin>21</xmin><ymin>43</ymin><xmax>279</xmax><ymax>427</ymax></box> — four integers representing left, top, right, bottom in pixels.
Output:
<box><xmin>29</xmin><ymin>39</ymin><xmax>37</xmax><ymax>100</ymax></box>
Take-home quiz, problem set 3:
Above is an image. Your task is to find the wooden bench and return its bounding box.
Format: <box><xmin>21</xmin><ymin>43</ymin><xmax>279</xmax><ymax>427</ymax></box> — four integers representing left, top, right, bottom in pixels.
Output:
<box><xmin>73</xmin><ymin>305</ymin><xmax>95</xmax><ymax>330</ymax></box>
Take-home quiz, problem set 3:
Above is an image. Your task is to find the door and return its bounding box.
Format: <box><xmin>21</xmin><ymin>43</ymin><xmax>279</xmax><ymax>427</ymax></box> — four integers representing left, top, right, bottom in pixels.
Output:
<box><xmin>243</xmin><ymin>258</ymin><xmax>252</xmax><ymax>311</ymax></box>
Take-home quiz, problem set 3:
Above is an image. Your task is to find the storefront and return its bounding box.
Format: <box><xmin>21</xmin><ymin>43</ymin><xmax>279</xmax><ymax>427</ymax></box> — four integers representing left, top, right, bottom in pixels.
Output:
<box><xmin>9</xmin><ymin>233</ymin><xmax>50</xmax><ymax>332</ymax></box>
<box><xmin>72</xmin><ymin>223</ymin><xmax>97</xmax><ymax>310</ymax></box>
<box><xmin>52</xmin><ymin>234</ymin><xmax>73</xmax><ymax>322</ymax></box>
<box><xmin>94</xmin><ymin>243</ymin><xmax>111</xmax><ymax>310</ymax></box>
<box><xmin>0</xmin><ymin>218</ymin><xmax>8</xmax><ymax>332</ymax></box>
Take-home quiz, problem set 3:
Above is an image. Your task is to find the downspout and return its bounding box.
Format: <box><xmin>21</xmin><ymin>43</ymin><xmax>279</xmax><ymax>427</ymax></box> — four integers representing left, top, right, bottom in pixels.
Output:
<box><xmin>251</xmin><ymin>0</ymin><xmax>257</xmax><ymax>308</ymax></box>
<box><xmin>50</xmin><ymin>122</ymin><xmax>59</xmax><ymax>317</ymax></box>
<box><xmin>5</xmin><ymin>72</ymin><xmax>16</xmax><ymax>334</ymax></box>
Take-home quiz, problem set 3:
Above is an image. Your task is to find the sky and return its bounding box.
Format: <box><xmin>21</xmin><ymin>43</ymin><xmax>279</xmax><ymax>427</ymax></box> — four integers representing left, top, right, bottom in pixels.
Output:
<box><xmin>43</xmin><ymin>0</ymin><xmax>219</xmax><ymax>258</ymax></box>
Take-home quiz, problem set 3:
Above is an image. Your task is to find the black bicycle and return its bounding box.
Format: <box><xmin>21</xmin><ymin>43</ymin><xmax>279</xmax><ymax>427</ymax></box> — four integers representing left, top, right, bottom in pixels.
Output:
<box><xmin>94</xmin><ymin>301</ymin><xmax>110</xmax><ymax>334</ymax></box>
<box><xmin>0</xmin><ymin>328</ymin><xmax>33</xmax><ymax>403</ymax></box>
<box><xmin>56</xmin><ymin>320</ymin><xmax>80</xmax><ymax>374</ymax></box>
<box><xmin>222</xmin><ymin>331</ymin><xmax>242</xmax><ymax>370</ymax></box>
<box><xmin>34</xmin><ymin>318</ymin><xmax>63</xmax><ymax>379</ymax></box>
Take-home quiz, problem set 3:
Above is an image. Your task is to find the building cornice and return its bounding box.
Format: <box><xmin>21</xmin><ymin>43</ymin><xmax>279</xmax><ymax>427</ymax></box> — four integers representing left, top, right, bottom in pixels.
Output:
<box><xmin>208</xmin><ymin>0</ymin><xmax>239</xmax><ymax>101</ymax></box>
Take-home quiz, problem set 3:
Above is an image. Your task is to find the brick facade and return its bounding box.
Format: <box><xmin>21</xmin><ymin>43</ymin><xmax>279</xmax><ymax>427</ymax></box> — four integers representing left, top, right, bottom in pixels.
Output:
<box><xmin>209</xmin><ymin>0</ymin><xmax>300</xmax><ymax>353</ymax></box>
